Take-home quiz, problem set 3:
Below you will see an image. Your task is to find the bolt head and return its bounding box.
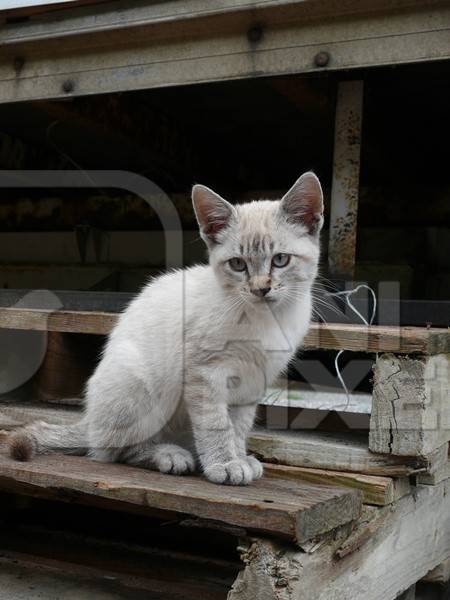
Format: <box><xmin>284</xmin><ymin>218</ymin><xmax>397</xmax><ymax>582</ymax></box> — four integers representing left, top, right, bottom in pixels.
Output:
<box><xmin>247</xmin><ymin>25</ymin><xmax>263</xmax><ymax>44</ymax></box>
<box><xmin>62</xmin><ymin>79</ymin><xmax>75</xmax><ymax>93</ymax></box>
<box><xmin>13</xmin><ymin>56</ymin><xmax>25</xmax><ymax>73</ymax></box>
<box><xmin>314</xmin><ymin>51</ymin><xmax>330</xmax><ymax>67</ymax></box>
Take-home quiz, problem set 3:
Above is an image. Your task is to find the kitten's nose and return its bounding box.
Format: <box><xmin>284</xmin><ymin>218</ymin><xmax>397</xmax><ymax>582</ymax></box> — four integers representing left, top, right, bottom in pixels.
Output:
<box><xmin>251</xmin><ymin>286</ymin><xmax>271</xmax><ymax>298</ymax></box>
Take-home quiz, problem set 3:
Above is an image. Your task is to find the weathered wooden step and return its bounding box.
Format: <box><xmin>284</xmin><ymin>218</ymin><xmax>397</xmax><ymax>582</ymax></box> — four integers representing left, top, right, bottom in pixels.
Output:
<box><xmin>0</xmin><ymin>445</ymin><xmax>361</xmax><ymax>544</ymax></box>
<box><xmin>0</xmin><ymin>307</ymin><xmax>448</xmax><ymax>353</ymax></box>
<box><xmin>1</xmin><ymin>401</ymin><xmax>446</xmax><ymax>479</ymax></box>
<box><xmin>248</xmin><ymin>429</ymin><xmax>448</xmax><ymax>477</ymax></box>
<box><xmin>263</xmin><ymin>463</ymin><xmax>410</xmax><ymax>506</ymax></box>
<box><xmin>0</xmin><ymin>402</ymin><xmax>410</xmax><ymax>505</ymax></box>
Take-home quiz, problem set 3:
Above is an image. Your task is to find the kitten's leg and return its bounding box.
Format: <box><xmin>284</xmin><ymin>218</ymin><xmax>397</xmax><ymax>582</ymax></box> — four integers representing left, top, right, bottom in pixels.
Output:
<box><xmin>123</xmin><ymin>442</ymin><xmax>195</xmax><ymax>475</ymax></box>
<box><xmin>229</xmin><ymin>403</ymin><xmax>263</xmax><ymax>480</ymax></box>
<box><xmin>187</xmin><ymin>395</ymin><xmax>253</xmax><ymax>486</ymax></box>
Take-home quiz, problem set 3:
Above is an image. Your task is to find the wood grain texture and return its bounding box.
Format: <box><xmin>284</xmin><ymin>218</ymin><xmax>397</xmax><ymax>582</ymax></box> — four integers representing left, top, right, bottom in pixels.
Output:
<box><xmin>369</xmin><ymin>353</ymin><xmax>450</xmax><ymax>456</ymax></box>
<box><xmin>0</xmin><ymin>308</ymin><xmax>116</xmax><ymax>335</ymax></box>
<box><xmin>418</xmin><ymin>457</ymin><xmax>450</xmax><ymax>485</ymax></box>
<box><xmin>0</xmin><ymin>308</ymin><xmax>448</xmax><ymax>353</ymax></box>
<box><xmin>229</xmin><ymin>478</ymin><xmax>450</xmax><ymax>600</ymax></box>
<box><xmin>248</xmin><ymin>429</ymin><xmax>448</xmax><ymax>476</ymax></box>
<box><xmin>263</xmin><ymin>463</ymin><xmax>410</xmax><ymax>506</ymax></box>
<box><xmin>0</xmin><ymin>400</ymin><xmax>79</xmax><ymax>430</ymax></box>
<box><xmin>0</xmin><ymin>444</ymin><xmax>361</xmax><ymax>544</ymax></box>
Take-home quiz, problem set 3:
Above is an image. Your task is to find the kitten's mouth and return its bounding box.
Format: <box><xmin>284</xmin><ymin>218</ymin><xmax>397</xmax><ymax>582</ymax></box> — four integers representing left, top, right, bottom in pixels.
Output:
<box><xmin>257</xmin><ymin>295</ymin><xmax>278</xmax><ymax>304</ymax></box>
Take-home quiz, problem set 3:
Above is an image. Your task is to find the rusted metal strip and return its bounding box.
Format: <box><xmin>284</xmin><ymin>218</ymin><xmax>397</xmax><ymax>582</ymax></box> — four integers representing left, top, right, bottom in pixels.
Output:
<box><xmin>328</xmin><ymin>80</ymin><xmax>364</xmax><ymax>280</ymax></box>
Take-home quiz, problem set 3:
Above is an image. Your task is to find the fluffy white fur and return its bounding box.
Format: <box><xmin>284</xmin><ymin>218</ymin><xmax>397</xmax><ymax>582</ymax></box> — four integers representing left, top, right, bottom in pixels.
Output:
<box><xmin>9</xmin><ymin>172</ymin><xmax>324</xmax><ymax>486</ymax></box>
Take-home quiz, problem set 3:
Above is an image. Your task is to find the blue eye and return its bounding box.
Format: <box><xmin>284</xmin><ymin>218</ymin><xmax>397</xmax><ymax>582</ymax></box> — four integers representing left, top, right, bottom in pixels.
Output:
<box><xmin>272</xmin><ymin>253</ymin><xmax>290</xmax><ymax>268</ymax></box>
<box><xmin>229</xmin><ymin>257</ymin><xmax>247</xmax><ymax>272</ymax></box>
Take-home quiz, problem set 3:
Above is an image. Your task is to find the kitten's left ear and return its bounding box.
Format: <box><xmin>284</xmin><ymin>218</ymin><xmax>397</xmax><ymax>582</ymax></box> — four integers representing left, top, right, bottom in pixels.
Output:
<box><xmin>192</xmin><ymin>184</ymin><xmax>236</xmax><ymax>245</ymax></box>
<box><xmin>279</xmin><ymin>172</ymin><xmax>324</xmax><ymax>236</ymax></box>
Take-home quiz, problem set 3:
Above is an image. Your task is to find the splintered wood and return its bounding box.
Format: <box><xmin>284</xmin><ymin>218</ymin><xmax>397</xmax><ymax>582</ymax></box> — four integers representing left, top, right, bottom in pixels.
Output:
<box><xmin>369</xmin><ymin>353</ymin><xmax>450</xmax><ymax>456</ymax></box>
<box><xmin>228</xmin><ymin>479</ymin><xmax>450</xmax><ymax>600</ymax></box>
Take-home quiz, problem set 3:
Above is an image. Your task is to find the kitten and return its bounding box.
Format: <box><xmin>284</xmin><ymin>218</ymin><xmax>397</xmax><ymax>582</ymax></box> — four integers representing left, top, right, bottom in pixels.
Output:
<box><xmin>9</xmin><ymin>171</ymin><xmax>323</xmax><ymax>486</ymax></box>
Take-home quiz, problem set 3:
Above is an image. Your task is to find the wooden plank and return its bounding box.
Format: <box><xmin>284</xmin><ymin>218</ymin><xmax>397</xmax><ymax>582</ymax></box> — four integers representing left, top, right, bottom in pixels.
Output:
<box><xmin>0</xmin><ymin>308</ymin><xmax>448</xmax><ymax>353</ymax></box>
<box><xmin>369</xmin><ymin>353</ymin><xmax>450</xmax><ymax>456</ymax></box>
<box><xmin>248</xmin><ymin>429</ymin><xmax>448</xmax><ymax>476</ymax></box>
<box><xmin>328</xmin><ymin>80</ymin><xmax>363</xmax><ymax>279</ymax></box>
<box><xmin>261</xmin><ymin>384</ymin><xmax>372</xmax><ymax>414</ymax></box>
<box><xmin>263</xmin><ymin>463</ymin><xmax>410</xmax><ymax>506</ymax></box>
<box><xmin>304</xmin><ymin>322</ymin><xmax>450</xmax><ymax>354</ymax></box>
<box><xmin>0</xmin><ymin>3</ymin><xmax>449</xmax><ymax>104</ymax></box>
<box><xmin>0</xmin><ymin>444</ymin><xmax>361</xmax><ymax>544</ymax></box>
<box><xmin>229</xmin><ymin>478</ymin><xmax>450</xmax><ymax>600</ymax></box>
<box><xmin>0</xmin><ymin>307</ymin><xmax>117</xmax><ymax>335</ymax></box>
<box><xmin>2</xmin><ymin>402</ymin><xmax>447</xmax><ymax>477</ymax></box>
<box><xmin>0</xmin><ymin>400</ymin><xmax>80</xmax><ymax>429</ymax></box>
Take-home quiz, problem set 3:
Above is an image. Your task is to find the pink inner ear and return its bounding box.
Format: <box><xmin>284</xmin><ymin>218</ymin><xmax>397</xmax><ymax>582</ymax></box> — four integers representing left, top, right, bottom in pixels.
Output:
<box><xmin>193</xmin><ymin>185</ymin><xmax>233</xmax><ymax>239</ymax></box>
<box><xmin>281</xmin><ymin>173</ymin><xmax>323</xmax><ymax>234</ymax></box>
<box><xmin>204</xmin><ymin>212</ymin><xmax>230</xmax><ymax>235</ymax></box>
<box><xmin>298</xmin><ymin>194</ymin><xmax>323</xmax><ymax>231</ymax></box>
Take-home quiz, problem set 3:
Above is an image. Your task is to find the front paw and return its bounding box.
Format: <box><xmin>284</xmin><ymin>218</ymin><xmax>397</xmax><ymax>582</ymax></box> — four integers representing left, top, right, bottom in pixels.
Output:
<box><xmin>245</xmin><ymin>455</ymin><xmax>263</xmax><ymax>480</ymax></box>
<box><xmin>204</xmin><ymin>458</ymin><xmax>253</xmax><ymax>486</ymax></box>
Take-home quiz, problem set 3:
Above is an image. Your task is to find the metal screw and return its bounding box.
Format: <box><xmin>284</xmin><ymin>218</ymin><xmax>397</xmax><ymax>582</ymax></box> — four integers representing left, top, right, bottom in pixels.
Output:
<box><xmin>62</xmin><ymin>79</ymin><xmax>75</xmax><ymax>93</ymax></box>
<box><xmin>13</xmin><ymin>56</ymin><xmax>25</xmax><ymax>74</ymax></box>
<box><xmin>314</xmin><ymin>51</ymin><xmax>330</xmax><ymax>68</ymax></box>
<box><xmin>247</xmin><ymin>25</ymin><xmax>264</xmax><ymax>44</ymax></box>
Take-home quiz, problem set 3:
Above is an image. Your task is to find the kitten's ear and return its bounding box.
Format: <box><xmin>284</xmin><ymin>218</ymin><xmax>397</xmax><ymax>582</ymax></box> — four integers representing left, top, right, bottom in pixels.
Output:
<box><xmin>192</xmin><ymin>184</ymin><xmax>236</xmax><ymax>244</ymax></box>
<box><xmin>279</xmin><ymin>172</ymin><xmax>324</xmax><ymax>236</ymax></box>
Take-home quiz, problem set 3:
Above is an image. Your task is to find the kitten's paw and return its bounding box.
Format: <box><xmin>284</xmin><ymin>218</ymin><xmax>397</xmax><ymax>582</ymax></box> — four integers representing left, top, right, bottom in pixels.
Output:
<box><xmin>154</xmin><ymin>446</ymin><xmax>195</xmax><ymax>475</ymax></box>
<box><xmin>245</xmin><ymin>455</ymin><xmax>264</xmax><ymax>480</ymax></box>
<box><xmin>204</xmin><ymin>459</ymin><xmax>253</xmax><ymax>486</ymax></box>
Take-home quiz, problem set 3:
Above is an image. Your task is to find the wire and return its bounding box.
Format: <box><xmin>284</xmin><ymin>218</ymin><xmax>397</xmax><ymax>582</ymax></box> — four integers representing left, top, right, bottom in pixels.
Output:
<box><xmin>326</xmin><ymin>285</ymin><xmax>377</xmax><ymax>409</ymax></box>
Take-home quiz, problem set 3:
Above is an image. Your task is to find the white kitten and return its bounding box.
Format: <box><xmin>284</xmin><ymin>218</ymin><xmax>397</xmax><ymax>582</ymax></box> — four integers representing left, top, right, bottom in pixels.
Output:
<box><xmin>9</xmin><ymin>172</ymin><xmax>323</xmax><ymax>486</ymax></box>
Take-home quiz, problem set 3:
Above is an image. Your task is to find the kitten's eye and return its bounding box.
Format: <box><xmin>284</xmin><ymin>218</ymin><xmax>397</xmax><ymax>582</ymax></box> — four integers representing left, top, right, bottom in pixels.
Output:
<box><xmin>229</xmin><ymin>257</ymin><xmax>247</xmax><ymax>272</ymax></box>
<box><xmin>272</xmin><ymin>253</ymin><xmax>290</xmax><ymax>268</ymax></box>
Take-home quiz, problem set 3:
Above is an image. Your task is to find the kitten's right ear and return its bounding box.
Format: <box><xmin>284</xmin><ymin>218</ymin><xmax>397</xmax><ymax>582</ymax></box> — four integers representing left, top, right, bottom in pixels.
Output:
<box><xmin>192</xmin><ymin>185</ymin><xmax>236</xmax><ymax>244</ymax></box>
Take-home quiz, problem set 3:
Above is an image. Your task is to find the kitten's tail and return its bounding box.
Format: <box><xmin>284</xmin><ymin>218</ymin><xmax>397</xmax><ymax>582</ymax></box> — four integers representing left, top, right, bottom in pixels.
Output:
<box><xmin>8</xmin><ymin>418</ymin><xmax>88</xmax><ymax>462</ymax></box>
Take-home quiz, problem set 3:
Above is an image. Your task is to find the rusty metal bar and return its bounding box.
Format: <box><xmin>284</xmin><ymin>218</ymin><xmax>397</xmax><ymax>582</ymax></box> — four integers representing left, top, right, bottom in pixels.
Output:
<box><xmin>328</xmin><ymin>80</ymin><xmax>364</xmax><ymax>280</ymax></box>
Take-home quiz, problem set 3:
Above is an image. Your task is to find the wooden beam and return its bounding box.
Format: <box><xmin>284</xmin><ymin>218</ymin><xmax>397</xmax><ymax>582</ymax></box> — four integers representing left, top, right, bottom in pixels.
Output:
<box><xmin>328</xmin><ymin>80</ymin><xmax>363</xmax><ymax>279</ymax></box>
<box><xmin>248</xmin><ymin>429</ymin><xmax>448</xmax><ymax>476</ymax></box>
<box><xmin>263</xmin><ymin>463</ymin><xmax>410</xmax><ymax>506</ymax></box>
<box><xmin>0</xmin><ymin>444</ymin><xmax>361</xmax><ymax>544</ymax></box>
<box><xmin>369</xmin><ymin>353</ymin><xmax>450</xmax><ymax>456</ymax></box>
<box><xmin>0</xmin><ymin>2</ymin><xmax>449</xmax><ymax>103</ymax></box>
<box><xmin>2</xmin><ymin>0</ymin><xmax>445</xmax><ymax>45</ymax></box>
<box><xmin>229</xmin><ymin>479</ymin><xmax>450</xmax><ymax>600</ymax></box>
<box><xmin>0</xmin><ymin>308</ymin><xmax>448</xmax><ymax>353</ymax></box>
